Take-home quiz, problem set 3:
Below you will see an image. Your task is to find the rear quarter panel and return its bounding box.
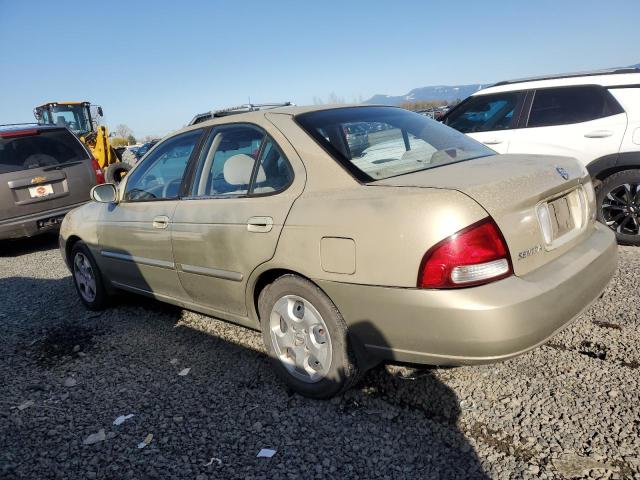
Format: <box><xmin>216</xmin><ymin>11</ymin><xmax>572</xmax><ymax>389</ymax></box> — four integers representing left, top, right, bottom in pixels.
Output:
<box><xmin>263</xmin><ymin>186</ymin><xmax>488</xmax><ymax>288</ymax></box>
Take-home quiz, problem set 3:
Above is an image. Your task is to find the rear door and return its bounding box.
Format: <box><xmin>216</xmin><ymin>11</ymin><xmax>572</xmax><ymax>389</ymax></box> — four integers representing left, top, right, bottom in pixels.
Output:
<box><xmin>507</xmin><ymin>86</ymin><xmax>627</xmax><ymax>165</ymax></box>
<box><xmin>0</xmin><ymin>127</ymin><xmax>95</xmax><ymax>221</ymax></box>
<box><xmin>171</xmin><ymin>124</ymin><xmax>302</xmax><ymax>316</ymax></box>
<box><xmin>443</xmin><ymin>91</ymin><xmax>527</xmax><ymax>153</ymax></box>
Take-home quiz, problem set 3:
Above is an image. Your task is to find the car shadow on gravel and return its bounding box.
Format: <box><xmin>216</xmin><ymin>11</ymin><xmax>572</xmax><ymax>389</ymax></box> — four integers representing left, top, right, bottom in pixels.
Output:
<box><xmin>0</xmin><ymin>232</ymin><xmax>59</xmax><ymax>257</ymax></box>
<box><xmin>0</xmin><ymin>274</ymin><xmax>490</xmax><ymax>479</ymax></box>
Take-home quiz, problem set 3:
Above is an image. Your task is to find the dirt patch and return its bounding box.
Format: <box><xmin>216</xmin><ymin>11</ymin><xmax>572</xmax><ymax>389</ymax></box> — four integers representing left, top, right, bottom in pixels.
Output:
<box><xmin>27</xmin><ymin>321</ymin><xmax>99</xmax><ymax>365</ymax></box>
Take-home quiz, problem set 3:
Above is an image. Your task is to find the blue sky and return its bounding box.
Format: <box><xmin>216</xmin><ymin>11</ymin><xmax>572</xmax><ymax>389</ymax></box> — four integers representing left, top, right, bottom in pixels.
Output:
<box><xmin>1</xmin><ymin>0</ymin><xmax>638</xmax><ymax>138</ymax></box>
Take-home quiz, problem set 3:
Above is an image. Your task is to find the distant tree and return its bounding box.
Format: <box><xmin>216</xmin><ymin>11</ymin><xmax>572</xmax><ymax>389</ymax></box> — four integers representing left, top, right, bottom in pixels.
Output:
<box><xmin>110</xmin><ymin>136</ymin><xmax>128</xmax><ymax>147</ymax></box>
<box><xmin>126</xmin><ymin>134</ymin><xmax>136</xmax><ymax>145</ymax></box>
<box><xmin>114</xmin><ymin>124</ymin><xmax>134</xmax><ymax>140</ymax></box>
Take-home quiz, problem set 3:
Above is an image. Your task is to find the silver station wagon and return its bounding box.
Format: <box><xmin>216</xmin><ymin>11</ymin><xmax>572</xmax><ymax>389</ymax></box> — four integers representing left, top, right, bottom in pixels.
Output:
<box><xmin>59</xmin><ymin>105</ymin><xmax>617</xmax><ymax>398</ymax></box>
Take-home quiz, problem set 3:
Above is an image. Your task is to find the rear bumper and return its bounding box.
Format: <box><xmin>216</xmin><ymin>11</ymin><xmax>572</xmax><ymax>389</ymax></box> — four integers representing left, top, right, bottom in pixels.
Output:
<box><xmin>0</xmin><ymin>202</ymin><xmax>87</xmax><ymax>240</ymax></box>
<box><xmin>317</xmin><ymin>222</ymin><xmax>618</xmax><ymax>365</ymax></box>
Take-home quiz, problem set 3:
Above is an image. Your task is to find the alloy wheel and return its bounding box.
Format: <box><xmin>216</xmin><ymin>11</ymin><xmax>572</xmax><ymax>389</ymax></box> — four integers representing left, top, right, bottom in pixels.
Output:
<box><xmin>601</xmin><ymin>183</ymin><xmax>640</xmax><ymax>236</ymax></box>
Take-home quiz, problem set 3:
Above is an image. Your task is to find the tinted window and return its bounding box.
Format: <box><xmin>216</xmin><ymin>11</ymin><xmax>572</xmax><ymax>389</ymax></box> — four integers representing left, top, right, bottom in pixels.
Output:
<box><xmin>527</xmin><ymin>86</ymin><xmax>623</xmax><ymax>128</ymax></box>
<box><xmin>297</xmin><ymin>107</ymin><xmax>494</xmax><ymax>182</ymax></box>
<box><xmin>191</xmin><ymin>125</ymin><xmax>293</xmax><ymax>197</ymax></box>
<box><xmin>444</xmin><ymin>93</ymin><xmax>522</xmax><ymax>133</ymax></box>
<box><xmin>124</xmin><ymin>129</ymin><xmax>202</xmax><ymax>201</ymax></box>
<box><xmin>0</xmin><ymin>128</ymin><xmax>89</xmax><ymax>174</ymax></box>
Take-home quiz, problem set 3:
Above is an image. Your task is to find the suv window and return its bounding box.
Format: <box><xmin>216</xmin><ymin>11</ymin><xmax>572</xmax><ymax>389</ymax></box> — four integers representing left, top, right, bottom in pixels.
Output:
<box><xmin>527</xmin><ymin>86</ymin><xmax>623</xmax><ymax>128</ymax></box>
<box><xmin>191</xmin><ymin>125</ymin><xmax>292</xmax><ymax>197</ymax></box>
<box><xmin>124</xmin><ymin>129</ymin><xmax>202</xmax><ymax>201</ymax></box>
<box><xmin>0</xmin><ymin>128</ymin><xmax>89</xmax><ymax>174</ymax></box>
<box><xmin>444</xmin><ymin>92</ymin><xmax>523</xmax><ymax>133</ymax></box>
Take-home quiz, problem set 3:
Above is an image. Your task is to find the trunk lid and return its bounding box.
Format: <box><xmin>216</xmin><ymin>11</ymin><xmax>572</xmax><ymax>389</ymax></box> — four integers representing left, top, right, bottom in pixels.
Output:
<box><xmin>371</xmin><ymin>153</ymin><xmax>595</xmax><ymax>276</ymax></box>
<box><xmin>0</xmin><ymin>127</ymin><xmax>95</xmax><ymax>222</ymax></box>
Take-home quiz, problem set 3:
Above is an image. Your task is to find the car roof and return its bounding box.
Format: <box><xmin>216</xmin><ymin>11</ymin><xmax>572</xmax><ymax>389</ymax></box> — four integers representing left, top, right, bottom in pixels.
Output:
<box><xmin>177</xmin><ymin>104</ymin><xmax>396</xmax><ymax>134</ymax></box>
<box><xmin>476</xmin><ymin>69</ymin><xmax>640</xmax><ymax>96</ymax></box>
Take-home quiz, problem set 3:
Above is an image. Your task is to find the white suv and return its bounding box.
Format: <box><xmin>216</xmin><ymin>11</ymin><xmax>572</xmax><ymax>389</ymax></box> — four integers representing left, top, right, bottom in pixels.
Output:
<box><xmin>443</xmin><ymin>68</ymin><xmax>640</xmax><ymax>245</ymax></box>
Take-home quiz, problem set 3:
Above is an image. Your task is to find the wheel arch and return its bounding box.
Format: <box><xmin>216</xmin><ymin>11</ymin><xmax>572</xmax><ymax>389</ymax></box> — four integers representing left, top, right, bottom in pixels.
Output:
<box><xmin>64</xmin><ymin>234</ymin><xmax>83</xmax><ymax>268</ymax></box>
<box><xmin>588</xmin><ymin>152</ymin><xmax>640</xmax><ymax>185</ymax></box>
<box><xmin>250</xmin><ymin>267</ymin><xmax>318</xmax><ymax>323</ymax></box>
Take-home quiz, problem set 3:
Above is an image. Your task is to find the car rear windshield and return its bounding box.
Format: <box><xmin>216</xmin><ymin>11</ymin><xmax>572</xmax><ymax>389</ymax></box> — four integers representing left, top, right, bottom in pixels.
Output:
<box><xmin>0</xmin><ymin>128</ymin><xmax>89</xmax><ymax>174</ymax></box>
<box><xmin>296</xmin><ymin>106</ymin><xmax>495</xmax><ymax>182</ymax></box>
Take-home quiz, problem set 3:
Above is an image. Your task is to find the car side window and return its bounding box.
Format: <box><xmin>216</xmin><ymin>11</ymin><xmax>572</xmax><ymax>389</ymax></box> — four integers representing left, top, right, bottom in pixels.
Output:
<box><xmin>251</xmin><ymin>138</ymin><xmax>293</xmax><ymax>194</ymax></box>
<box><xmin>527</xmin><ymin>86</ymin><xmax>623</xmax><ymax>128</ymax></box>
<box><xmin>191</xmin><ymin>125</ymin><xmax>293</xmax><ymax>197</ymax></box>
<box><xmin>444</xmin><ymin>93</ymin><xmax>523</xmax><ymax>133</ymax></box>
<box><xmin>123</xmin><ymin>129</ymin><xmax>202</xmax><ymax>202</ymax></box>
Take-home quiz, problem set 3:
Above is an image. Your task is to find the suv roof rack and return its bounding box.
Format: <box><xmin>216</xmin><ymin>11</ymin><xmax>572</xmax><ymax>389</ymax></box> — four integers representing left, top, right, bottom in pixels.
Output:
<box><xmin>188</xmin><ymin>102</ymin><xmax>294</xmax><ymax>125</ymax></box>
<box><xmin>492</xmin><ymin>67</ymin><xmax>640</xmax><ymax>87</ymax></box>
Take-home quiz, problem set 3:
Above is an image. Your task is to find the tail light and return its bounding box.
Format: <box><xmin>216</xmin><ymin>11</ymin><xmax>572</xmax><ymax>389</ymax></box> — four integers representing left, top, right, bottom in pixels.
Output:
<box><xmin>418</xmin><ymin>218</ymin><xmax>512</xmax><ymax>289</ymax></box>
<box><xmin>91</xmin><ymin>158</ymin><xmax>105</xmax><ymax>184</ymax></box>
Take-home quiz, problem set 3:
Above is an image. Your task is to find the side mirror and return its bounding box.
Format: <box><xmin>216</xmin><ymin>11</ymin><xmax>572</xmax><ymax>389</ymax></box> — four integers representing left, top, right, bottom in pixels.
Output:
<box><xmin>97</xmin><ymin>106</ymin><xmax>104</xmax><ymax>117</ymax></box>
<box><xmin>91</xmin><ymin>183</ymin><xmax>118</xmax><ymax>203</ymax></box>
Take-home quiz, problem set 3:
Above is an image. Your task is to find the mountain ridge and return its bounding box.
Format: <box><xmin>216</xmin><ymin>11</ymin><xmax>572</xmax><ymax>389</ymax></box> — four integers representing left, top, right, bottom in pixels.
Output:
<box><xmin>365</xmin><ymin>63</ymin><xmax>640</xmax><ymax>106</ymax></box>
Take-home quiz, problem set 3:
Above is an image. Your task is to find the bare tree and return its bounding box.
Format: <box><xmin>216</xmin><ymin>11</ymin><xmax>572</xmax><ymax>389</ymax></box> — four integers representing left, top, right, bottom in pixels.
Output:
<box><xmin>114</xmin><ymin>124</ymin><xmax>134</xmax><ymax>140</ymax></box>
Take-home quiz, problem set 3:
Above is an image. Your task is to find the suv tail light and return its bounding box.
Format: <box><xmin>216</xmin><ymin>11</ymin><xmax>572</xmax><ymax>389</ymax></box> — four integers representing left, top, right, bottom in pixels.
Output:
<box><xmin>418</xmin><ymin>218</ymin><xmax>512</xmax><ymax>289</ymax></box>
<box><xmin>91</xmin><ymin>158</ymin><xmax>105</xmax><ymax>184</ymax></box>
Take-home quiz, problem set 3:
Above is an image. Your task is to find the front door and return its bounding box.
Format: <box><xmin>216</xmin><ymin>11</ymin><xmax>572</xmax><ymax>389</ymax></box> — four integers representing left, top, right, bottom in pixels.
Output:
<box><xmin>97</xmin><ymin>129</ymin><xmax>204</xmax><ymax>297</ymax></box>
<box><xmin>171</xmin><ymin>124</ymin><xmax>301</xmax><ymax>316</ymax></box>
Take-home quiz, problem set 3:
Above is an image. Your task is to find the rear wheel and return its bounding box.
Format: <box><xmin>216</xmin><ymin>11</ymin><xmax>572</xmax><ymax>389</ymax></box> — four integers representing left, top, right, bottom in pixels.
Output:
<box><xmin>597</xmin><ymin>170</ymin><xmax>640</xmax><ymax>246</ymax></box>
<box><xmin>71</xmin><ymin>242</ymin><xmax>108</xmax><ymax>310</ymax></box>
<box><xmin>258</xmin><ymin>274</ymin><xmax>361</xmax><ymax>398</ymax></box>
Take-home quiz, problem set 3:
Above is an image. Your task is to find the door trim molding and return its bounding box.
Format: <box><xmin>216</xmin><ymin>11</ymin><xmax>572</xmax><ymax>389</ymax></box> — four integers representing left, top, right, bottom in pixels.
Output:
<box><xmin>100</xmin><ymin>250</ymin><xmax>175</xmax><ymax>270</ymax></box>
<box><xmin>177</xmin><ymin>263</ymin><xmax>243</xmax><ymax>282</ymax></box>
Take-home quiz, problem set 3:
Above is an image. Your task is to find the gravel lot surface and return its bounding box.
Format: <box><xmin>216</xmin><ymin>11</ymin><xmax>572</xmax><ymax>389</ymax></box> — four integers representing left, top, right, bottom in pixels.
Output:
<box><xmin>1</xmin><ymin>234</ymin><xmax>639</xmax><ymax>479</ymax></box>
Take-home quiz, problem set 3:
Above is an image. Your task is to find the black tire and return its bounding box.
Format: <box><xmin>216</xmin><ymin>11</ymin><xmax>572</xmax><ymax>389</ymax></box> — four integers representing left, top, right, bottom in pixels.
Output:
<box><xmin>258</xmin><ymin>274</ymin><xmax>361</xmax><ymax>398</ymax></box>
<box><xmin>70</xmin><ymin>241</ymin><xmax>108</xmax><ymax>311</ymax></box>
<box><xmin>104</xmin><ymin>162</ymin><xmax>132</xmax><ymax>185</ymax></box>
<box><xmin>597</xmin><ymin>169</ymin><xmax>640</xmax><ymax>246</ymax></box>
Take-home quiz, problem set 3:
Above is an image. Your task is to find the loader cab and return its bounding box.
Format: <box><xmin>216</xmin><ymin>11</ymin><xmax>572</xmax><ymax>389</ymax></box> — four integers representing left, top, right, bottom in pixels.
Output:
<box><xmin>34</xmin><ymin>102</ymin><xmax>101</xmax><ymax>137</ymax></box>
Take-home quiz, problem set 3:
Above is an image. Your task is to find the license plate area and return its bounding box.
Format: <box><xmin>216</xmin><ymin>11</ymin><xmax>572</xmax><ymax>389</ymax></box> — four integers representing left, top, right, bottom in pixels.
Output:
<box><xmin>548</xmin><ymin>195</ymin><xmax>575</xmax><ymax>239</ymax></box>
<box><xmin>28</xmin><ymin>184</ymin><xmax>54</xmax><ymax>198</ymax></box>
<box><xmin>537</xmin><ymin>187</ymin><xmax>587</xmax><ymax>247</ymax></box>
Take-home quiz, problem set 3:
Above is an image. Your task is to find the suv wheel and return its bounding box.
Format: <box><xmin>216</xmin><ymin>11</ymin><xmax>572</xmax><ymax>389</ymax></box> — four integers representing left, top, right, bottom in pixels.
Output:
<box><xmin>71</xmin><ymin>241</ymin><xmax>108</xmax><ymax>310</ymax></box>
<box><xmin>258</xmin><ymin>274</ymin><xmax>361</xmax><ymax>398</ymax></box>
<box><xmin>597</xmin><ymin>170</ymin><xmax>640</xmax><ymax>246</ymax></box>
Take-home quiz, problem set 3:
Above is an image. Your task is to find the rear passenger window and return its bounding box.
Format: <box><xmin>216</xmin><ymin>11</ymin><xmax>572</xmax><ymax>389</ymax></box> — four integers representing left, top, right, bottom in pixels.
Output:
<box><xmin>527</xmin><ymin>86</ymin><xmax>623</xmax><ymax>128</ymax></box>
<box><xmin>191</xmin><ymin>125</ymin><xmax>292</xmax><ymax>197</ymax></box>
<box><xmin>444</xmin><ymin>92</ymin><xmax>523</xmax><ymax>133</ymax></box>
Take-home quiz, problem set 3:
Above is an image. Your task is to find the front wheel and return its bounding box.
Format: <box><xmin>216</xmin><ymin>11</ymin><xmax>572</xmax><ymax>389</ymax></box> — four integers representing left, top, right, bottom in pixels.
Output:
<box><xmin>70</xmin><ymin>242</ymin><xmax>108</xmax><ymax>310</ymax></box>
<box><xmin>597</xmin><ymin>170</ymin><xmax>640</xmax><ymax>246</ymax></box>
<box><xmin>258</xmin><ymin>275</ymin><xmax>361</xmax><ymax>398</ymax></box>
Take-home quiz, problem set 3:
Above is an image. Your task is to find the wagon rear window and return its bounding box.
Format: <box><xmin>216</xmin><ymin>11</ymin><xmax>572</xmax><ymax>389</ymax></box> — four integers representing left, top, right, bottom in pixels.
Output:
<box><xmin>296</xmin><ymin>106</ymin><xmax>494</xmax><ymax>182</ymax></box>
<box><xmin>0</xmin><ymin>128</ymin><xmax>89</xmax><ymax>174</ymax></box>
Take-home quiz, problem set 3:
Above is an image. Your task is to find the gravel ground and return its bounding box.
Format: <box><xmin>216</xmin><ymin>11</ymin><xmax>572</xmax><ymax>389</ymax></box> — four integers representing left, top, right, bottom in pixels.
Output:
<box><xmin>0</xmin><ymin>234</ymin><xmax>639</xmax><ymax>480</ymax></box>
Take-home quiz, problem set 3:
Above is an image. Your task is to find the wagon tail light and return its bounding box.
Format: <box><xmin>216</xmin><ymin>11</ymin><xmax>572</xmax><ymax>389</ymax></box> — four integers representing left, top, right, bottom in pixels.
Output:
<box><xmin>91</xmin><ymin>158</ymin><xmax>105</xmax><ymax>185</ymax></box>
<box><xmin>418</xmin><ymin>218</ymin><xmax>513</xmax><ymax>289</ymax></box>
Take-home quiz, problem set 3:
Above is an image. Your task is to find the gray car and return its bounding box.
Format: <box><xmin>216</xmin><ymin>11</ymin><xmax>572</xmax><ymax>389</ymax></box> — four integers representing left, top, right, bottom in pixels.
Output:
<box><xmin>0</xmin><ymin>125</ymin><xmax>100</xmax><ymax>240</ymax></box>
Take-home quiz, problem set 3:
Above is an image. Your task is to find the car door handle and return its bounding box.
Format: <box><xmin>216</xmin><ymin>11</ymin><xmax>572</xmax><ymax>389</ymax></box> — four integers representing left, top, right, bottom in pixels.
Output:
<box><xmin>584</xmin><ymin>130</ymin><xmax>613</xmax><ymax>138</ymax></box>
<box><xmin>482</xmin><ymin>138</ymin><xmax>504</xmax><ymax>145</ymax></box>
<box><xmin>247</xmin><ymin>216</ymin><xmax>273</xmax><ymax>233</ymax></box>
<box><xmin>152</xmin><ymin>216</ymin><xmax>170</xmax><ymax>229</ymax></box>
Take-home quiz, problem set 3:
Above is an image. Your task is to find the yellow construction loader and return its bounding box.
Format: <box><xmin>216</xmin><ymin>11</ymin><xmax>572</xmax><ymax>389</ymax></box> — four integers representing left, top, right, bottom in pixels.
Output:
<box><xmin>33</xmin><ymin>101</ymin><xmax>131</xmax><ymax>183</ymax></box>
